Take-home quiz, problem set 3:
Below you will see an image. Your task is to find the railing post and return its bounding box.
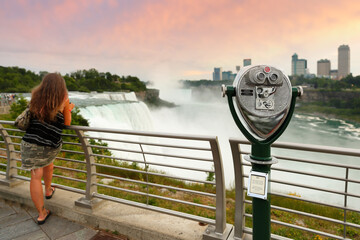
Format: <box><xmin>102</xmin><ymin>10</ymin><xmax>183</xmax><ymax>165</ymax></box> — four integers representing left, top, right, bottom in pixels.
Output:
<box><xmin>74</xmin><ymin>129</ymin><xmax>100</xmax><ymax>209</ymax></box>
<box><xmin>0</xmin><ymin>124</ymin><xmax>18</xmax><ymax>186</ymax></box>
<box><xmin>229</xmin><ymin>139</ymin><xmax>246</xmax><ymax>240</ymax></box>
<box><xmin>343</xmin><ymin>167</ymin><xmax>349</xmax><ymax>239</ymax></box>
<box><xmin>203</xmin><ymin>138</ymin><xmax>233</xmax><ymax>240</ymax></box>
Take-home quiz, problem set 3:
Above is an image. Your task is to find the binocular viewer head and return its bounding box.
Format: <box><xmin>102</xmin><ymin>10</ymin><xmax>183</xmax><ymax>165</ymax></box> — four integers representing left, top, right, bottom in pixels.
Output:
<box><xmin>227</xmin><ymin>65</ymin><xmax>293</xmax><ymax>140</ymax></box>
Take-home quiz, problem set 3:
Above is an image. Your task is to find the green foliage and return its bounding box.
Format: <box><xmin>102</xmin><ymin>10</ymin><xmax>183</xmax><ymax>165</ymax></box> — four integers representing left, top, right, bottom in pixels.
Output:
<box><xmin>9</xmin><ymin>95</ymin><xmax>28</xmax><ymax>119</ymax></box>
<box><xmin>180</xmin><ymin>79</ymin><xmax>233</xmax><ymax>88</ymax></box>
<box><xmin>0</xmin><ymin>66</ymin><xmax>147</xmax><ymax>93</ymax></box>
<box><xmin>290</xmin><ymin>74</ymin><xmax>360</xmax><ymax>90</ymax></box>
<box><xmin>0</xmin><ymin>66</ymin><xmax>41</xmax><ymax>92</ymax></box>
<box><xmin>70</xmin><ymin>108</ymin><xmax>89</xmax><ymax>126</ymax></box>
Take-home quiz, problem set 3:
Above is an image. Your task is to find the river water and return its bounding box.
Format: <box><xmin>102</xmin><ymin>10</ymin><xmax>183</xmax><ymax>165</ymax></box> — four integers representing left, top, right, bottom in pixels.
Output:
<box><xmin>66</xmin><ymin>90</ymin><xmax>360</xmax><ymax>209</ymax></box>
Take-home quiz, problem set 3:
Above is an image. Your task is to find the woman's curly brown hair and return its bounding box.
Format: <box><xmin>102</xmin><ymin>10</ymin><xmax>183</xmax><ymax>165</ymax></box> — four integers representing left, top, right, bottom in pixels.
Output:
<box><xmin>30</xmin><ymin>73</ymin><xmax>68</xmax><ymax>122</ymax></box>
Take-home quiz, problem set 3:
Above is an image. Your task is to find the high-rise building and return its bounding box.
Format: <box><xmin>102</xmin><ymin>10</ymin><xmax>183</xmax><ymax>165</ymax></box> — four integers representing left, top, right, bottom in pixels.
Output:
<box><xmin>213</xmin><ymin>67</ymin><xmax>222</xmax><ymax>81</ymax></box>
<box><xmin>291</xmin><ymin>53</ymin><xmax>308</xmax><ymax>76</ymax></box>
<box><xmin>338</xmin><ymin>45</ymin><xmax>350</xmax><ymax>79</ymax></box>
<box><xmin>222</xmin><ymin>71</ymin><xmax>237</xmax><ymax>81</ymax></box>
<box><xmin>243</xmin><ymin>59</ymin><xmax>251</xmax><ymax>67</ymax></box>
<box><xmin>236</xmin><ymin>66</ymin><xmax>241</xmax><ymax>72</ymax></box>
<box><xmin>317</xmin><ymin>59</ymin><xmax>331</xmax><ymax>78</ymax></box>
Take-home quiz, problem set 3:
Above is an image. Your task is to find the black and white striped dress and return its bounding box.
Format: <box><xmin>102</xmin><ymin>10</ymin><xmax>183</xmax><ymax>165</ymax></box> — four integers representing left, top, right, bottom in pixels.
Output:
<box><xmin>21</xmin><ymin>112</ymin><xmax>65</xmax><ymax>170</ymax></box>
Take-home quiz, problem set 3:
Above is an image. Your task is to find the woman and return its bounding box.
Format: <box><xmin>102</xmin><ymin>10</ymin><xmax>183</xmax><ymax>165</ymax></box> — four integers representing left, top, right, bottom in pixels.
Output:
<box><xmin>21</xmin><ymin>73</ymin><xmax>74</xmax><ymax>225</ymax></box>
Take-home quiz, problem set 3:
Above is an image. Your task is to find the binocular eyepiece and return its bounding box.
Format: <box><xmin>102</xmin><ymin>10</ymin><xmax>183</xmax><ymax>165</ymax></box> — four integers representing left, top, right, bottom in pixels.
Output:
<box><xmin>223</xmin><ymin>65</ymin><xmax>293</xmax><ymax>140</ymax></box>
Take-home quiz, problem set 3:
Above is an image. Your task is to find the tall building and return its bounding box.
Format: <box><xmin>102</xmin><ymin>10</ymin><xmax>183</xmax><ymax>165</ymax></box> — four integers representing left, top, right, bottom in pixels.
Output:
<box><xmin>243</xmin><ymin>59</ymin><xmax>251</xmax><ymax>67</ymax></box>
<box><xmin>317</xmin><ymin>59</ymin><xmax>331</xmax><ymax>78</ymax></box>
<box><xmin>222</xmin><ymin>71</ymin><xmax>237</xmax><ymax>81</ymax></box>
<box><xmin>338</xmin><ymin>45</ymin><xmax>350</xmax><ymax>79</ymax></box>
<box><xmin>236</xmin><ymin>66</ymin><xmax>241</xmax><ymax>72</ymax></box>
<box><xmin>291</xmin><ymin>53</ymin><xmax>308</xmax><ymax>76</ymax></box>
<box><xmin>213</xmin><ymin>67</ymin><xmax>222</xmax><ymax>81</ymax></box>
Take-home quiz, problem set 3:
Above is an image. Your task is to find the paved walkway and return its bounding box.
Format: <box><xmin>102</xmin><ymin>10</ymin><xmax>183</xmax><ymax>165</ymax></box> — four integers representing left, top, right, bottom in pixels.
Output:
<box><xmin>0</xmin><ymin>198</ymin><xmax>126</xmax><ymax>240</ymax></box>
<box><xmin>0</xmin><ymin>179</ymin><xmax>211</xmax><ymax>240</ymax></box>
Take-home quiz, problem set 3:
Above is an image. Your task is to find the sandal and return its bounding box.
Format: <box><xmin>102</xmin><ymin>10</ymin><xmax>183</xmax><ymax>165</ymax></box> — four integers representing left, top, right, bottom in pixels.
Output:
<box><xmin>45</xmin><ymin>187</ymin><xmax>55</xmax><ymax>199</ymax></box>
<box><xmin>37</xmin><ymin>210</ymin><xmax>51</xmax><ymax>225</ymax></box>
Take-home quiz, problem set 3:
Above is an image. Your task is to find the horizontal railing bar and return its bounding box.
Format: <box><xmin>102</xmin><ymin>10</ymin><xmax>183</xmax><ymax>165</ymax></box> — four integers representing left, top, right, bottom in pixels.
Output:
<box><xmin>241</xmin><ymin>152</ymin><xmax>360</xmax><ymax>171</ymax></box>
<box><xmin>269</xmin><ymin>166</ymin><xmax>360</xmax><ymax>185</ymax></box>
<box><xmin>270</xmin><ymin>178</ymin><xmax>360</xmax><ymax>198</ymax></box>
<box><xmin>51</xmin><ymin>183</ymin><xmax>86</xmax><ymax>195</ymax></box>
<box><xmin>62</xmin><ymin>141</ymin><xmax>82</xmax><ymax>146</ymax></box>
<box><xmin>11</xmin><ymin>166</ymin><xmax>28</xmax><ymax>171</ymax></box>
<box><xmin>93</xmin><ymin>162</ymin><xmax>215</xmax><ymax>185</ymax></box>
<box><xmin>1</xmin><ymin>128</ymin><xmax>23</xmax><ymax>133</ymax></box>
<box><xmin>8</xmin><ymin>135</ymin><xmax>22</xmax><ymax>140</ymax></box>
<box><xmin>91</xmin><ymin>148</ymin><xmax>213</xmax><ymax>162</ymax></box>
<box><xmin>0</xmin><ymin>156</ymin><xmax>6</xmax><ymax>159</ymax></box>
<box><xmin>243</xmin><ymin>213</ymin><xmax>346</xmax><ymax>240</ymax></box>
<box><xmin>271</xmin><ymin>205</ymin><xmax>349</xmax><ymax>226</ymax></box>
<box><xmin>142</xmin><ymin>161</ymin><xmax>214</xmax><ymax>173</ymax></box>
<box><xmin>52</xmin><ymin>174</ymin><xmax>87</xmax><ymax>183</ymax></box>
<box><xmin>68</xmin><ymin>125</ymin><xmax>217</xmax><ymax>141</ymax></box>
<box><xmin>90</xmin><ymin>153</ymin><xmax>143</xmax><ymax>164</ymax></box>
<box><xmin>11</xmin><ymin>174</ymin><xmax>86</xmax><ymax>194</ymax></box>
<box><xmin>61</xmin><ymin>133</ymin><xmax>78</xmax><ymax>138</ymax></box>
<box><xmin>93</xmin><ymin>154</ymin><xmax>213</xmax><ymax>173</ymax></box>
<box><xmin>60</xmin><ymin>149</ymin><xmax>85</xmax><ymax>155</ymax></box>
<box><xmin>54</xmin><ymin>165</ymin><xmax>87</xmax><ymax>174</ymax></box>
<box><xmin>243</xmin><ymin>190</ymin><xmax>360</xmax><ymax>214</ymax></box>
<box><xmin>96</xmin><ymin>183</ymin><xmax>215</xmax><ymax>210</ymax></box>
<box><xmin>142</xmin><ymin>151</ymin><xmax>214</xmax><ymax>162</ymax></box>
<box><xmin>95</xmin><ymin>172</ymin><xmax>216</xmax><ymax>197</ymax></box>
<box><xmin>242</xmin><ymin>227</ymin><xmax>293</xmax><ymax>240</ymax></box>
<box><xmin>271</xmin><ymin>219</ymin><xmax>346</xmax><ymax>240</ymax></box>
<box><xmin>0</xmin><ymin>163</ymin><xmax>7</xmax><ymax>166</ymax></box>
<box><xmin>55</xmin><ymin>157</ymin><xmax>85</xmax><ymax>164</ymax></box>
<box><xmin>233</xmin><ymin>138</ymin><xmax>360</xmax><ymax>157</ymax></box>
<box><xmin>243</xmin><ymin>173</ymin><xmax>360</xmax><ymax>198</ymax></box>
<box><xmin>93</xmin><ymin>193</ymin><xmax>216</xmax><ymax>225</ymax></box>
<box><xmin>271</xmin><ymin>192</ymin><xmax>360</xmax><ymax>213</ymax></box>
<box><xmin>88</xmin><ymin>140</ymin><xmax>211</xmax><ymax>151</ymax></box>
<box><xmin>272</xmin><ymin>155</ymin><xmax>360</xmax><ymax>171</ymax></box>
<box><xmin>273</xmin><ymin>142</ymin><xmax>360</xmax><ymax>157</ymax></box>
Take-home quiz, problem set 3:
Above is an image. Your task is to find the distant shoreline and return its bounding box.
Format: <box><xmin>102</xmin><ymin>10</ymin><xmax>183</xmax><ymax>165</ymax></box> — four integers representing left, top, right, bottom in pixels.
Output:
<box><xmin>295</xmin><ymin>105</ymin><xmax>360</xmax><ymax>124</ymax></box>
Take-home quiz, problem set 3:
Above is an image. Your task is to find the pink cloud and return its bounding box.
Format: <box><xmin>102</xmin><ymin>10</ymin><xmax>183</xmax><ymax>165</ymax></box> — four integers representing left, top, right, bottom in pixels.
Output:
<box><xmin>1</xmin><ymin>0</ymin><xmax>360</xmax><ymax>79</ymax></box>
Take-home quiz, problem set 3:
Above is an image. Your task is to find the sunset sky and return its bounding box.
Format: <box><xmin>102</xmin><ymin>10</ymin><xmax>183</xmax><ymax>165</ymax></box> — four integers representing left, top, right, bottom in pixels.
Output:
<box><xmin>0</xmin><ymin>0</ymin><xmax>359</xmax><ymax>87</ymax></box>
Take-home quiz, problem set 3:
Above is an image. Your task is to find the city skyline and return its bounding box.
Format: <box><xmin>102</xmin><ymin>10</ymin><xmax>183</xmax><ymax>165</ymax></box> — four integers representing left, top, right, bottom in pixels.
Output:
<box><xmin>0</xmin><ymin>0</ymin><xmax>359</xmax><ymax>87</ymax></box>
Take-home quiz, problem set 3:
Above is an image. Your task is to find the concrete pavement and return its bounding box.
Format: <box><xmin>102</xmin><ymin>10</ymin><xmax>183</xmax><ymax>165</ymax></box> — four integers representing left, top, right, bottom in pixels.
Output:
<box><xmin>0</xmin><ymin>178</ymin><xmax>208</xmax><ymax>240</ymax></box>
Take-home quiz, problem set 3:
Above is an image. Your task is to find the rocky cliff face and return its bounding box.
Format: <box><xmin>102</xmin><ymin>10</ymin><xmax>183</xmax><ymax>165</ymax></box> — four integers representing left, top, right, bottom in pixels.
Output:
<box><xmin>298</xmin><ymin>89</ymin><xmax>360</xmax><ymax>103</ymax></box>
<box><xmin>135</xmin><ymin>89</ymin><xmax>160</xmax><ymax>102</ymax></box>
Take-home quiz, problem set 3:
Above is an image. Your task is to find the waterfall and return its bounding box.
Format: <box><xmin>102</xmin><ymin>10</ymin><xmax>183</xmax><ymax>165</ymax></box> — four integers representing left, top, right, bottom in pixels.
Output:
<box><xmin>78</xmin><ymin>101</ymin><xmax>153</xmax><ymax>131</ymax></box>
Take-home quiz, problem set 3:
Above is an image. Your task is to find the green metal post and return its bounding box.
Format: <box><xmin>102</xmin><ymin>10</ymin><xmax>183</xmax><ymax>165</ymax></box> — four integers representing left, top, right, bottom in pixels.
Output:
<box><xmin>226</xmin><ymin>85</ymin><xmax>301</xmax><ymax>240</ymax></box>
<box><xmin>251</xmin><ymin>143</ymin><xmax>272</xmax><ymax>240</ymax></box>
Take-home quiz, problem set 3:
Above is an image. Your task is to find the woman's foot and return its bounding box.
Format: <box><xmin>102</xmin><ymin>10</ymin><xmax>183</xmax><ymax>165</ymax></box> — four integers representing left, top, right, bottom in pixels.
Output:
<box><xmin>45</xmin><ymin>187</ymin><xmax>55</xmax><ymax>199</ymax></box>
<box><xmin>37</xmin><ymin>209</ymin><xmax>51</xmax><ymax>225</ymax></box>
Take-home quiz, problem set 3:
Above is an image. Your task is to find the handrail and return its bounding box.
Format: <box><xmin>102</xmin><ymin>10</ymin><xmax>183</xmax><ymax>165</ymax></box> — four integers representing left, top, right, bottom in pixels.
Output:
<box><xmin>230</xmin><ymin>138</ymin><xmax>360</xmax><ymax>240</ymax></box>
<box><xmin>0</xmin><ymin>120</ymin><xmax>231</xmax><ymax>240</ymax></box>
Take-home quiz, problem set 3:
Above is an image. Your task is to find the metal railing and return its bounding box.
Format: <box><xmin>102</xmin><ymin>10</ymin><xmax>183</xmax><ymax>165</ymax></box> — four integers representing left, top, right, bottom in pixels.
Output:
<box><xmin>230</xmin><ymin>138</ymin><xmax>360</xmax><ymax>240</ymax></box>
<box><xmin>0</xmin><ymin>121</ymin><xmax>232</xmax><ymax>239</ymax></box>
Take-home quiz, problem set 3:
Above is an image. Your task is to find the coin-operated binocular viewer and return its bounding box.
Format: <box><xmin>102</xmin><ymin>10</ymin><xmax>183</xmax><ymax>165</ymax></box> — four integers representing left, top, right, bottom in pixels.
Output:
<box><xmin>222</xmin><ymin>65</ymin><xmax>302</xmax><ymax>240</ymax></box>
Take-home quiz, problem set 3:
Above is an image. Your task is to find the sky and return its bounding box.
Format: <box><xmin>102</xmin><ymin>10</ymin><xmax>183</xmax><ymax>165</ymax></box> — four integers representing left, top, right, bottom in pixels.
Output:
<box><xmin>0</xmin><ymin>0</ymin><xmax>359</xmax><ymax>87</ymax></box>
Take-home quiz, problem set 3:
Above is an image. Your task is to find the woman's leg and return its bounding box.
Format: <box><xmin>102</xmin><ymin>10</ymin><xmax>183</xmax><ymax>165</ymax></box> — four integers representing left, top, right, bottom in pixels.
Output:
<box><xmin>30</xmin><ymin>168</ymin><xmax>48</xmax><ymax>220</ymax></box>
<box><xmin>43</xmin><ymin>163</ymin><xmax>54</xmax><ymax>197</ymax></box>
